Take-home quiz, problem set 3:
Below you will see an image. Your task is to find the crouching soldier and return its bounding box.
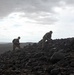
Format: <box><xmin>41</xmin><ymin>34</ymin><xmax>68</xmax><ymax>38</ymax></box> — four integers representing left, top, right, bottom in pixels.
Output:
<box><xmin>42</xmin><ymin>31</ymin><xmax>53</xmax><ymax>49</ymax></box>
<box><xmin>12</xmin><ymin>37</ymin><xmax>21</xmax><ymax>50</ymax></box>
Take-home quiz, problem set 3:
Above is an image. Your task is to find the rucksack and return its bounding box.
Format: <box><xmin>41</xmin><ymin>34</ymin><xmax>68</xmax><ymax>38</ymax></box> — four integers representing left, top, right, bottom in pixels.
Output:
<box><xmin>13</xmin><ymin>39</ymin><xmax>19</xmax><ymax>44</ymax></box>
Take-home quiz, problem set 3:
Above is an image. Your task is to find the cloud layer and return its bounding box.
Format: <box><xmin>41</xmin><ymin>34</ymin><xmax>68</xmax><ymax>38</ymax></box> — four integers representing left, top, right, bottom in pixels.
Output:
<box><xmin>1</xmin><ymin>0</ymin><xmax>74</xmax><ymax>25</ymax></box>
<box><xmin>0</xmin><ymin>0</ymin><xmax>66</xmax><ymax>24</ymax></box>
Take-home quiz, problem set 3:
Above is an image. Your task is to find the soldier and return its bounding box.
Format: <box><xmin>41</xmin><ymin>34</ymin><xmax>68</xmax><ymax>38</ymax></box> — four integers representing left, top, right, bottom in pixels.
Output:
<box><xmin>42</xmin><ymin>31</ymin><xmax>53</xmax><ymax>49</ymax></box>
<box><xmin>12</xmin><ymin>37</ymin><xmax>21</xmax><ymax>50</ymax></box>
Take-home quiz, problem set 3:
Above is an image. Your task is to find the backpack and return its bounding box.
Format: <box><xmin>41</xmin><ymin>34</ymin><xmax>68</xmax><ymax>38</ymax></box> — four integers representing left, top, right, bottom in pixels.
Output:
<box><xmin>13</xmin><ymin>39</ymin><xmax>19</xmax><ymax>45</ymax></box>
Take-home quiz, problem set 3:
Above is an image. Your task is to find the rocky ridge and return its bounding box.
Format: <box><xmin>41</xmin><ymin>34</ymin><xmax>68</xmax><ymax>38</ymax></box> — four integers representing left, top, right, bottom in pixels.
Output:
<box><xmin>0</xmin><ymin>38</ymin><xmax>74</xmax><ymax>75</ymax></box>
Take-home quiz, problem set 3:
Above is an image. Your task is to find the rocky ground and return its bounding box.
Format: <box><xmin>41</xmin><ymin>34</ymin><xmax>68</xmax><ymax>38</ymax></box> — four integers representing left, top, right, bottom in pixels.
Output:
<box><xmin>0</xmin><ymin>38</ymin><xmax>74</xmax><ymax>75</ymax></box>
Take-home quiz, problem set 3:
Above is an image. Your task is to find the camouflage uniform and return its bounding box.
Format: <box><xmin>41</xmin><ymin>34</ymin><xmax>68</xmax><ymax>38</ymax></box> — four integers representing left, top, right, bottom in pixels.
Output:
<box><xmin>12</xmin><ymin>37</ymin><xmax>20</xmax><ymax>50</ymax></box>
<box><xmin>42</xmin><ymin>31</ymin><xmax>53</xmax><ymax>48</ymax></box>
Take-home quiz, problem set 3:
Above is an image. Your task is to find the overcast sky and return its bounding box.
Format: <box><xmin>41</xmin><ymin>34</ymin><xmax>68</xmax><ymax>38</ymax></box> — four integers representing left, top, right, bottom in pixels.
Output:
<box><xmin>0</xmin><ymin>0</ymin><xmax>74</xmax><ymax>42</ymax></box>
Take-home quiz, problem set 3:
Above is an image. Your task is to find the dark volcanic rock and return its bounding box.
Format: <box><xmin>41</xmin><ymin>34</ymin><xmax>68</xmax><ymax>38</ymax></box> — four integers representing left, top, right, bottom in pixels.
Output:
<box><xmin>50</xmin><ymin>68</ymin><xmax>60</xmax><ymax>75</ymax></box>
<box><xmin>0</xmin><ymin>38</ymin><xmax>74</xmax><ymax>75</ymax></box>
<box><xmin>50</xmin><ymin>51</ymin><xmax>65</xmax><ymax>63</ymax></box>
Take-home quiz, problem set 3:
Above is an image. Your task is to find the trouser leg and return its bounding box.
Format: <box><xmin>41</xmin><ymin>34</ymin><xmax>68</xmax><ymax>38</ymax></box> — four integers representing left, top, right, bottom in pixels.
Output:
<box><xmin>17</xmin><ymin>45</ymin><xmax>21</xmax><ymax>49</ymax></box>
<box><xmin>42</xmin><ymin>39</ymin><xmax>46</xmax><ymax>49</ymax></box>
<box><xmin>13</xmin><ymin>44</ymin><xmax>16</xmax><ymax>51</ymax></box>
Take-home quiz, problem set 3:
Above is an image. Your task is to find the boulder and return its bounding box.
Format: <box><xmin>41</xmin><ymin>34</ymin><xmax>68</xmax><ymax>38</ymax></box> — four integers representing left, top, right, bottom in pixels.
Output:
<box><xmin>50</xmin><ymin>51</ymin><xmax>65</xmax><ymax>63</ymax></box>
<box><xmin>50</xmin><ymin>68</ymin><xmax>60</xmax><ymax>75</ymax></box>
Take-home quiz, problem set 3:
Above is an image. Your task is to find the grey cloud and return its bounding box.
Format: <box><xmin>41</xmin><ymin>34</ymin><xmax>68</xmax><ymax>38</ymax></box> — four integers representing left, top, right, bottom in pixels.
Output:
<box><xmin>0</xmin><ymin>0</ymin><xmax>61</xmax><ymax>17</ymax></box>
<box><xmin>18</xmin><ymin>0</ymin><xmax>61</xmax><ymax>13</ymax></box>
<box><xmin>37</xmin><ymin>17</ymin><xmax>57</xmax><ymax>25</ymax></box>
<box><xmin>0</xmin><ymin>0</ymin><xmax>73</xmax><ymax>24</ymax></box>
<box><xmin>0</xmin><ymin>0</ymin><xmax>15</xmax><ymax>17</ymax></box>
<box><xmin>24</xmin><ymin>12</ymin><xmax>57</xmax><ymax>25</ymax></box>
<box><xmin>64</xmin><ymin>0</ymin><xmax>74</xmax><ymax>5</ymax></box>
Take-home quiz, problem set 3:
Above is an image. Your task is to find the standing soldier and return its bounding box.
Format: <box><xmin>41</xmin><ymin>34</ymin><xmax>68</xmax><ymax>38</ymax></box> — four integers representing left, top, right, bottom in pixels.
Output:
<box><xmin>42</xmin><ymin>31</ymin><xmax>53</xmax><ymax>49</ymax></box>
<box><xmin>12</xmin><ymin>37</ymin><xmax>21</xmax><ymax>50</ymax></box>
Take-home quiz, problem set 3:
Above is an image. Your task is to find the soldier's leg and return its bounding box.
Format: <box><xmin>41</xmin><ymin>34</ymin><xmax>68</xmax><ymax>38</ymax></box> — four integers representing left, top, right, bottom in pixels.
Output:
<box><xmin>42</xmin><ymin>39</ymin><xmax>46</xmax><ymax>49</ymax></box>
<box><xmin>13</xmin><ymin>44</ymin><xmax>16</xmax><ymax>51</ymax></box>
<box><xmin>17</xmin><ymin>45</ymin><xmax>21</xmax><ymax>49</ymax></box>
<box><xmin>47</xmin><ymin>39</ymin><xmax>52</xmax><ymax>47</ymax></box>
